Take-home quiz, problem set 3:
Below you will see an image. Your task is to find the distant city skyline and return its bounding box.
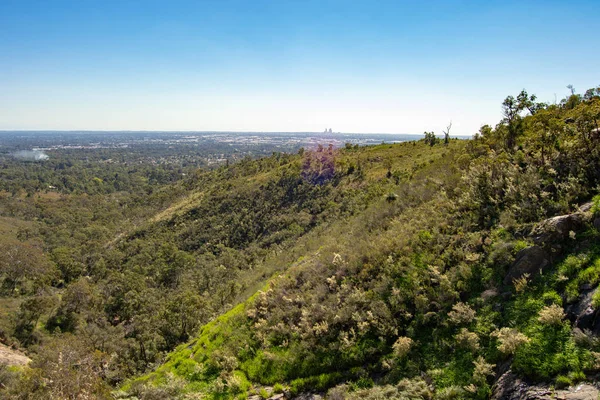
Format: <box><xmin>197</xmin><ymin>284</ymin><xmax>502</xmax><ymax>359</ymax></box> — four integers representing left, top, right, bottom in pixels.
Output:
<box><xmin>1</xmin><ymin>0</ymin><xmax>599</xmax><ymax>134</ymax></box>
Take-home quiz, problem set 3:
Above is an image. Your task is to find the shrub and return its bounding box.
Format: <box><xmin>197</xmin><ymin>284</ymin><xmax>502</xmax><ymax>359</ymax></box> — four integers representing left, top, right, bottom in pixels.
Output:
<box><xmin>392</xmin><ymin>336</ymin><xmax>413</xmax><ymax>358</ymax></box>
<box><xmin>567</xmin><ymin>370</ymin><xmax>586</xmax><ymax>383</ymax></box>
<box><xmin>493</xmin><ymin>327</ymin><xmax>530</xmax><ymax>355</ymax></box>
<box><xmin>555</xmin><ymin>375</ymin><xmax>572</xmax><ymax>389</ymax></box>
<box><xmin>538</xmin><ymin>304</ymin><xmax>565</xmax><ymax>326</ymax></box>
<box><xmin>258</xmin><ymin>387</ymin><xmax>270</xmax><ymax>399</ymax></box>
<box><xmin>512</xmin><ymin>322</ymin><xmax>586</xmax><ymax>380</ymax></box>
<box><xmin>434</xmin><ymin>385</ymin><xmax>465</xmax><ymax>399</ymax></box>
<box><xmin>447</xmin><ymin>303</ymin><xmax>476</xmax><ymax>325</ymax></box>
<box><xmin>513</xmin><ymin>274</ymin><xmax>530</xmax><ymax>294</ymax></box>
<box><xmin>455</xmin><ymin>329</ymin><xmax>480</xmax><ymax>352</ymax></box>
<box><xmin>472</xmin><ymin>356</ymin><xmax>495</xmax><ymax>384</ymax></box>
<box><xmin>592</xmin><ymin>290</ymin><xmax>600</xmax><ymax>308</ymax></box>
<box><xmin>272</xmin><ymin>383</ymin><xmax>284</xmax><ymax>393</ymax></box>
<box><xmin>591</xmin><ymin>194</ymin><xmax>600</xmax><ymax>217</ymax></box>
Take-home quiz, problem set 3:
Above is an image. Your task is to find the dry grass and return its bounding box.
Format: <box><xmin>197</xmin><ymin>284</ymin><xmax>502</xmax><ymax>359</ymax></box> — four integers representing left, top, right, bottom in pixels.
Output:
<box><xmin>0</xmin><ymin>343</ymin><xmax>30</xmax><ymax>366</ymax></box>
<box><xmin>0</xmin><ymin>217</ymin><xmax>35</xmax><ymax>241</ymax></box>
<box><xmin>150</xmin><ymin>191</ymin><xmax>205</xmax><ymax>223</ymax></box>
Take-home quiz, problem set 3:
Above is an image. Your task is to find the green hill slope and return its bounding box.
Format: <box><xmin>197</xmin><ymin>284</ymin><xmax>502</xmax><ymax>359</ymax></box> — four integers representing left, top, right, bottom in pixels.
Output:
<box><xmin>3</xmin><ymin>87</ymin><xmax>600</xmax><ymax>400</ymax></box>
<box><xmin>121</xmin><ymin>88</ymin><xmax>600</xmax><ymax>400</ymax></box>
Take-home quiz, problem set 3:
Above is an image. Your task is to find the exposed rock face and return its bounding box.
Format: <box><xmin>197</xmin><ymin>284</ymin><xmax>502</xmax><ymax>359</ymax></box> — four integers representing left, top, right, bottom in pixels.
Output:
<box><xmin>504</xmin><ymin>246</ymin><xmax>550</xmax><ymax>285</ymax></box>
<box><xmin>292</xmin><ymin>394</ymin><xmax>323</xmax><ymax>400</ymax></box>
<box><xmin>492</xmin><ymin>370</ymin><xmax>599</xmax><ymax>399</ymax></box>
<box><xmin>530</xmin><ymin>202</ymin><xmax>593</xmax><ymax>250</ymax></box>
<box><xmin>492</xmin><ymin>370</ymin><xmax>526</xmax><ymax>399</ymax></box>
<box><xmin>579</xmin><ymin>202</ymin><xmax>593</xmax><ymax>213</ymax></box>
<box><xmin>507</xmin><ymin>203</ymin><xmax>595</xmax><ymax>285</ymax></box>
<box><xmin>566</xmin><ymin>286</ymin><xmax>599</xmax><ymax>335</ymax></box>
<box><xmin>531</xmin><ymin>213</ymin><xmax>586</xmax><ymax>247</ymax></box>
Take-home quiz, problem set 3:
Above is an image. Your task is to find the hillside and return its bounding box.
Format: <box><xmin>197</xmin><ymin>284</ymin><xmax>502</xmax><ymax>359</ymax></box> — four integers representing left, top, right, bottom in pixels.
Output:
<box><xmin>1</xmin><ymin>87</ymin><xmax>600</xmax><ymax>399</ymax></box>
<box><xmin>117</xmin><ymin>88</ymin><xmax>600</xmax><ymax>399</ymax></box>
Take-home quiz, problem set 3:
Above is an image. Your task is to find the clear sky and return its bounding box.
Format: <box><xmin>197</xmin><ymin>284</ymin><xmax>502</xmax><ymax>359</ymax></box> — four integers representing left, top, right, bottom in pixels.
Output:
<box><xmin>1</xmin><ymin>0</ymin><xmax>598</xmax><ymax>134</ymax></box>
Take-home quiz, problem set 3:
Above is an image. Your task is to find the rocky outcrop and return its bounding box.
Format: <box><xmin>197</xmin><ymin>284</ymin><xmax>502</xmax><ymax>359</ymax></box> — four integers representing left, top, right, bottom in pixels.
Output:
<box><xmin>505</xmin><ymin>202</ymin><xmax>595</xmax><ymax>285</ymax></box>
<box><xmin>492</xmin><ymin>370</ymin><xmax>599</xmax><ymax>400</ymax></box>
<box><xmin>531</xmin><ymin>213</ymin><xmax>586</xmax><ymax>247</ymax></box>
<box><xmin>531</xmin><ymin>202</ymin><xmax>593</xmax><ymax>250</ymax></box>
<box><xmin>504</xmin><ymin>246</ymin><xmax>550</xmax><ymax>285</ymax></box>
<box><xmin>292</xmin><ymin>394</ymin><xmax>323</xmax><ymax>400</ymax></box>
<box><xmin>247</xmin><ymin>388</ymin><xmax>322</xmax><ymax>400</ymax></box>
<box><xmin>566</xmin><ymin>286</ymin><xmax>599</xmax><ymax>335</ymax></box>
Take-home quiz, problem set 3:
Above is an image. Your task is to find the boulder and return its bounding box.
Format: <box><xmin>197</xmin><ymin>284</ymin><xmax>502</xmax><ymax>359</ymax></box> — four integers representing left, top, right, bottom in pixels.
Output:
<box><xmin>491</xmin><ymin>370</ymin><xmax>528</xmax><ymax>399</ymax></box>
<box><xmin>594</xmin><ymin>217</ymin><xmax>600</xmax><ymax>231</ymax></box>
<box><xmin>527</xmin><ymin>383</ymin><xmax>600</xmax><ymax>399</ymax></box>
<box><xmin>292</xmin><ymin>394</ymin><xmax>323</xmax><ymax>400</ymax></box>
<box><xmin>492</xmin><ymin>370</ymin><xmax>600</xmax><ymax>399</ymax></box>
<box><xmin>579</xmin><ymin>202</ymin><xmax>593</xmax><ymax>213</ymax></box>
<box><xmin>566</xmin><ymin>286</ymin><xmax>599</xmax><ymax>334</ymax></box>
<box><xmin>504</xmin><ymin>246</ymin><xmax>550</xmax><ymax>285</ymax></box>
<box><xmin>531</xmin><ymin>213</ymin><xmax>585</xmax><ymax>247</ymax></box>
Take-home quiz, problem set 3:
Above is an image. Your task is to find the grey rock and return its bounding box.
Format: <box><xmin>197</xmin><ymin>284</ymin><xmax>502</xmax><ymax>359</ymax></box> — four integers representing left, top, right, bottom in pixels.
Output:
<box><xmin>292</xmin><ymin>394</ymin><xmax>323</xmax><ymax>400</ymax></box>
<box><xmin>594</xmin><ymin>217</ymin><xmax>600</xmax><ymax>230</ymax></box>
<box><xmin>528</xmin><ymin>383</ymin><xmax>599</xmax><ymax>399</ymax></box>
<box><xmin>532</xmin><ymin>213</ymin><xmax>585</xmax><ymax>246</ymax></box>
<box><xmin>504</xmin><ymin>246</ymin><xmax>550</xmax><ymax>285</ymax></box>
<box><xmin>566</xmin><ymin>287</ymin><xmax>599</xmax><ymax>334</ymax></box>
<box><xmin>579</xmin><ymin>202</ymin><xmax>593</xmax><ymax>213</ymax></box>
<box><xmin>492</xmin><ymin>370</ymin><xmax>528</xmax><ymax>399</ymax></box>
<box><xmin>492</xmin><ymin>370</ymin><xmax>600</xmax><ymax>399</ymax></box>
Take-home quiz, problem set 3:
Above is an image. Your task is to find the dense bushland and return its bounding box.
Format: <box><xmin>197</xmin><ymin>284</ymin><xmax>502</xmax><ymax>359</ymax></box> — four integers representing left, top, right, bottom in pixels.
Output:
<box><xmin>1</xmin><ymin>86</ymin><xmax>600</xmax><ymax>399</ymax></box>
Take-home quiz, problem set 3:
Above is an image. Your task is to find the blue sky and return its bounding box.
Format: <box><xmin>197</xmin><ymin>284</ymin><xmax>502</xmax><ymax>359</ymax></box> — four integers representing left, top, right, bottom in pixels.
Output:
<box><xmin>0</xmin><ymin>0</ymin><xmax>598</xmax><ymax>134</ymax></box>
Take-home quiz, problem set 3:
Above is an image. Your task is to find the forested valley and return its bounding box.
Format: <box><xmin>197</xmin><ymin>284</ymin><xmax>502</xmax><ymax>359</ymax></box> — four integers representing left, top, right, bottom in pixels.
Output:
<box><xmin>1</xmin><ymin>87</ymin><xmax>600</xmax><ymax>399</ymax></box>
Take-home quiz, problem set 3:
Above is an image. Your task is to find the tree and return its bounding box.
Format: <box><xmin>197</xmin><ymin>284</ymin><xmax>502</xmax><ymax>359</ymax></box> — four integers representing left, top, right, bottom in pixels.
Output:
<box><xmin>502</xmin><ymin>94</ymin><xmax>525</xmax><ymax>151</ymax></box>
<box><xmin>51</xmin><ymin>246</ymin><xmax>85</xmax><ymax>283</ymax></box>
<box><xmin>10</xmin><ymin>335</ymin><xmax>113</xmax><ymax>399</ymax></box>
<box><xmin>424</xmin><ymin>131</ymin><xmax>437</xmax><ymax>146</ymax></box>
<box><xmin>13</xmin><ymin>295</ymin><xmax>56</xmax><ymax>345</ymax></box>
<box><xmin>528</xmin><ymin>105</ymin><xmax>561</xmax><ymax>165</ymax></box>
<box><xmin>517</xmin><ymin>89</ymin><xmax>543</xmax><ymax>115</ymax></box>
<box><xmin>443</xmin><ymin>121</ymin><xmax>452</xmax><ymax>145</ymax></box>
<box><xmin>0</xmin><ymin>241</ymin><xmax>54</xmax><ymax>294</ymax></box>
<box><xmin>563</xmin><ymin>85</ymin><xmax>581</xmax><ymax>110</ymax></box>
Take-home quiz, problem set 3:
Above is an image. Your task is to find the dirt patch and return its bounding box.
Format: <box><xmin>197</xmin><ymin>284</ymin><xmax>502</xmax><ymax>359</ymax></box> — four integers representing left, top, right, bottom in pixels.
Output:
<box><xmin>0</xmin><ymin>343</ymin><xmax>30</xmax><ymax>366</ymax></box>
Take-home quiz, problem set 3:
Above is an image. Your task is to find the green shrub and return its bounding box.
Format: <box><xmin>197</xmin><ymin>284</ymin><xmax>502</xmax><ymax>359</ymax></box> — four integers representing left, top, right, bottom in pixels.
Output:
<box><xmin>592</xmin><ymin>290</ymin><xmax>600</xmax><ymax>308</ymax></box>
<box><xmin>555</xmin><ymin>375</ymin><xmax>572</xmax><ymax>389</ymax></box>
<box><xmin>513</xmin><ymin>323</ymin><xmax>585</xmax><ymax>380</ymax></box>
<box><xmin>351</xmin><ymin>376</ymin><xmax>374</xmax><ymax>390</ymax></box>
<box><xmin>272</xmin><ymin>383</ymin><xmax>285</xmax><ymax>394</ymax></box>
<box><xmin>591</xmin><ymin>194</ymin><xmax>600</xmax><ymax>217</ymax></box>
<box><xmin>567</xmin><ymin>370</ymin><xmax>586</xmax><ymax>383</ymax></box>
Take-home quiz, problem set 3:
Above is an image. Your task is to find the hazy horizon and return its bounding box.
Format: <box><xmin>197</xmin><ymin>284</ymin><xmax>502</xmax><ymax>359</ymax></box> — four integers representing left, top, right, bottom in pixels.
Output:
<box><xmin>0</xmin><ymin>129</ymin><xmax>463</xmax><ymax>136</ymax></box>
<box><xmin>1</xmin><ymin>1</ymin><xmax>599</xmax><ymax>134</ymax></box>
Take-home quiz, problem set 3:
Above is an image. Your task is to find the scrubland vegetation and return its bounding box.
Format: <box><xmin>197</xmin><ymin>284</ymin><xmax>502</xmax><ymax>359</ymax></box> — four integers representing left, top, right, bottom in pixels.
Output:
<box><xmin>1</xmin><ymin>86</ymin><xmax>600</xmax><ymax>399</ymax></box>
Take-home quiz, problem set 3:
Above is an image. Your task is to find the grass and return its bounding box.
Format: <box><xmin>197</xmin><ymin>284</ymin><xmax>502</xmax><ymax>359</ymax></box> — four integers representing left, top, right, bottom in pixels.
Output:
<box><xmin>150</xmin><ymin>191</ymin><xmax>205</xmax><ymax>223</ymax></box>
